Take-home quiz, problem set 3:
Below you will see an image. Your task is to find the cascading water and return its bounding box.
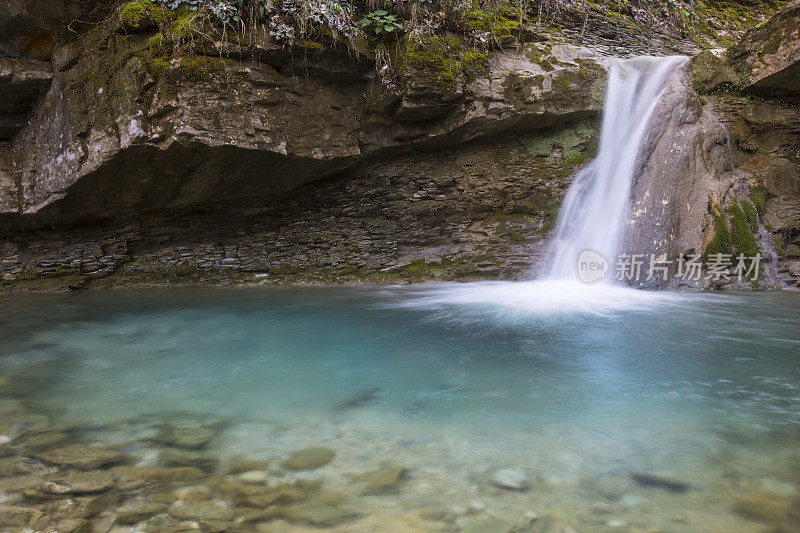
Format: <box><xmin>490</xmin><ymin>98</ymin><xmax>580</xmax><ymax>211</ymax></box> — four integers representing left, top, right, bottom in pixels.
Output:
<box><xmin>541</xmin><ymin>56</ymin><xmax>688</xmax><ymax>282</ymax></box>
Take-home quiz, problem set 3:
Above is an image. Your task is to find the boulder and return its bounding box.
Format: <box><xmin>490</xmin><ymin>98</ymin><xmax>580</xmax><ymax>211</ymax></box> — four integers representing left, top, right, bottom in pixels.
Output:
<box><xmin>36</xmin><ymin>445</ymin><xmax>128</xmax><ymax>470</ymax></box>
<box><xmin>728</xmin><ymin>0</ymin><xmax>800</xmax><ymax>96</ymax></box>
<box><xmin>283</xmin><ymin>447</ymin><xmax>336</xmax><ymax>471</ymax></box>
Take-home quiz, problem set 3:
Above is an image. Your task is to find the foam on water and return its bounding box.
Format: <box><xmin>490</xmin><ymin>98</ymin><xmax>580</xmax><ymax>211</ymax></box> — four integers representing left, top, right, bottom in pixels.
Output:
<box><xmin>390</xmin><ymin>279</ymin><xmax>704</xmax><ymax>316</ymax></box>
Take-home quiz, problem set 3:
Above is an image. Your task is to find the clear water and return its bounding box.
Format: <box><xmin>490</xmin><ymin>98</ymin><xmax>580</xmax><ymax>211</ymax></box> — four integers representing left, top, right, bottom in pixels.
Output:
<box><xmin>1</xmin><ymin>284</ymin><xmax>799</xmax><ymax>531</ymax></box>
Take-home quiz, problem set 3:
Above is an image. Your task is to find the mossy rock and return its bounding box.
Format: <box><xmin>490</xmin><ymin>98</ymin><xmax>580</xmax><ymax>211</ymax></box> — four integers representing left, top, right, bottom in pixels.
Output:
<box><xmin>689</xmin><ymin>50</ymin><xmax>738</xmax><ymax>94</ymax></box>
<box><xmin>120</xmin><ymin>0</ymin><xmax>166</xmax><ymax>33</ymax></box>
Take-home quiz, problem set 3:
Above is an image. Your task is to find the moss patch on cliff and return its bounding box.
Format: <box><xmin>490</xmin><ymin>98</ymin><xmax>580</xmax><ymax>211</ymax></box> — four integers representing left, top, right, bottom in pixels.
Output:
<box><xmin>403</xmin><ymin>33</ymin><xmax>490</xmax><ymax>91</ymax></box>
<box><xmin>523</xmin><ymin>122</ymin><xmax>597</xmax><ymax>164</ymax></box>
<box><xmin>705</xmin><ymin>204</ymin><xmax>732</xmax><ymax>257</ymax></box>
<box><xmin>729</xmin><ymin>202</ymin><xmax>760</xmax><ymax>257</ymax></box>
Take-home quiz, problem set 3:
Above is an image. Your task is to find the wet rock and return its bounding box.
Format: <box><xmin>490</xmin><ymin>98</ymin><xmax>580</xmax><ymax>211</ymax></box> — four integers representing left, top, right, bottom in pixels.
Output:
<box><xmin>0</xmin><ymin>456</ymin><xmax>50</xmax><ymax>476</ymax></box>
<box><xmin>169</xmin><ymin>500</ymin><xmax>236</xmax><ymax>521</ymax></box>
<box><xmin>631</xmin><ymin>472</ymin><xmax>690</xmax><ymax>493</ymax></box>
<box><xmin>237</xmin><ymin>470</ymin><xmax>267</xmax><ymax>484</ymax></box>
<box><xmin>52</xmin><ymin>518</ymin><xmax>89</xmax><ymax>532</ymax></box>
<box><xmin>41</xmin><ymin>471</ymin><xmax>116</xmax><ymax>494</ymax></box>
<box><xmin>110</xmin><ymin>466</ymin><xmax>206</xmax><ymax>490</ymax></box>
<box><xmin>159</xmin><ymin>447</ymin><xmax>219</xmax><ymax>473</ymax></box>
<box><xmin>52</xmin><ymin>495</ymin><xmax>111</xmax><ymax>520</ymax></box>
<box><xmin>90</xmin><ymin>511</ymin><xmax>116</xmax><ymax>533</ymax></box>
<box><xmin>491</xmin><ymin>467</ymin><xmax>530</xmax><ymax>491</ymax></box>
<box><xmin>236</xmin><ymin>486</ymin><xmax>307</xmax><ymax>508</ymax></box>
<box><xmin>462</xmin><ymin>518</ymin><xmax>515</xmax><ymax>533</ymax></box>
<box><xmin>22</xmin><ymin>432</ymin><xmax>70</xmax><ymax>451</ymax></box>
<box><xmin>227</xmin><ymin>459</ymin><xmax>269</xmax><ymax>475</ymax></box>
<box><xmin>355</xmin><ymin>464</ymin><xmax>408</xmax><ymax>495</ymax></box>
<box><xmin>334</xmin><ymin>388</ymin><xmax>382</xmax><ymax>411</ymax></box>
<box><xmin>36</xmin><ymin>445</ymin><xmax>128</xmax><ymax>470</ymax></box>
<box><xmin>283</xmin><ymin>447</ymin><xmax>335</xmax><ymax>470</ymax></box>
<box><xmin>262</xmin><ymin>504</ymin><xmax>356</xmax><ymax>527</ymax></box>
<box><xmin>689</xmin><ymin>51</ymin><xmax>737</xmax><ymax>94</ymax></box>
<box><xmin>115</xmin><ymin>499</ymin><xmax>168</xmax><ymax>524</ymax></box>
<box><xmin>0</xmin><ymin>505</ymin><xmax>43</xmax><ymax>527</ymax></box>
<box><xmin>174</xmin><ymin>484</ymin><xmax>213</xmax><ymax>501</ymax></box>
<box><xmin>733</xmin><ymin>491</ymin><xmax>792</xmax><ymax>525</ymax></box>
<box><xmin>156</xmin><ymin>422</ymin><xmax>217</xmax><ymax>450</ymax></box>
<box><xmin>198</xmin><ymin>519</ymin><xmax>232</xmax><ymax>532</ymax></box>
<box><xmin>728</xmin><ymin>0</ymin><xmax>800</xmax><ymax>97</ymax></box>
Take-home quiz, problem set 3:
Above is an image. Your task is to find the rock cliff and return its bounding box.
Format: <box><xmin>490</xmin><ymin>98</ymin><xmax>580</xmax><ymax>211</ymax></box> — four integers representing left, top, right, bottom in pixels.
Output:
<box><xmin>0</xmin><ymin>0</ymin><xmax>797</xmax><ymax>291</ymax></box>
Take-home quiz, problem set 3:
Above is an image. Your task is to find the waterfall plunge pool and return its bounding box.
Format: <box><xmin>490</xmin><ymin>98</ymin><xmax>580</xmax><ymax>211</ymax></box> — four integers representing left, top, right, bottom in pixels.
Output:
<box><xmin>1</xmin><ymin>284</ymin><xmax>799</xmax><ymax>532</ymax></box>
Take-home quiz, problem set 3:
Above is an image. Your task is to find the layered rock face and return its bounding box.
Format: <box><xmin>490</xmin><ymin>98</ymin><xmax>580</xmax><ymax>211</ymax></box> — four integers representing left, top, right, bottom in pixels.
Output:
<box><xmin>0</xmin><ymin>2</ymin><xmax>613</xmax><ymax>289</ymax></box>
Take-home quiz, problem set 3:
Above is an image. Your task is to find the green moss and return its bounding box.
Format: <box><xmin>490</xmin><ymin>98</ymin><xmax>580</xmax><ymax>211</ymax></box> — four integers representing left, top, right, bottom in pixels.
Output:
<box><xmin>523</xmin><ymin>122</ymin><xmax>597</xmax><ymax>163</ymax></box>
<box><xmin>465</xmin><ymin>7</ymin><xmax>520</xmax><ymax>40</ymax></box>
<box><xmin>741</xmin><ymin>199</ymin><xmax>758</xmax><ymax>231</ymax></box>
<box><xmin>15</xmin><ymin>270</ymin><xmax>39</xmax><ymax>281</ymax></box>
<box><xmin>699</xmin><ymin>96</ymin><xmax>707</xmax><ymax>105</ymax></box>
<box><xmin>501</xmin><ymin>71</ymin><xmax>544</xmax><ymax>106</ymax></box>
<box><xmin>728</xmin><ymin>202</ymin><xmax>759</xmax><ymax>257</ymax></box>
<box><xmin>146</xmin><ymin>57</ymin><xmax>171</xmax><ymax>78</ymax></box>
<box><xmin>177</xmin><ymin>57</ymin><xmax>208</xmax><ymax>81</ymax></box>
<box><xmin>149</xmin><ymin>34</ymin><xmax>173</xmax><ymax>58</ymax></box>
<box><xmin>748</xmin><ymin>184</ymin><xmax>769</xmax><ymax>214</ymax></box>
<box><xmin>399</xmin><ymin>255</ymin><xmax>501</xmax><ymax>281</ymax></box>
<box><xmin>540</xmin><ymin>59</ymin><xmax>555</xmax><ymax>72</ymax></box>
<box><xmin>121</xmin><ymin>0</ymin><xmax>169</xmax><ymax>30</ymax></box>
<box><xmin>405</xmin><ymin>33</ymin><xmax>490</xmax><ymax>91</ymax></box>
<box><xmin>461</xmin><ymin>49</ymin><xmax>489</xmax><ymax>82</ymax></box>
<box><xmin>774</xmin><ymin>233</ymin><xmax>786</xmax><ymax>257</ymax></box>
<box><xmin>760</xmin><ymin>29</ymin><xmax>783</xmax><ymax>56</ymax></box>
<box><xmin>121</xmin><ymin>2</ymin><xmax>148</xmax><ymax>29</ymax></box>
<box><xmin>705</xmin><ymin>205</ymin><xmax>732</xmax><ymax>257</ymax></box>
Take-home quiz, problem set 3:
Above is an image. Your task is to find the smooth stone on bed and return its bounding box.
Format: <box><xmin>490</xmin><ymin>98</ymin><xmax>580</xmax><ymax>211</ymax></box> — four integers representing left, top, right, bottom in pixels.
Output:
<box><xmin>283</xmin><ymin>447</ymin><xmax>335</xmax><ymax>470</ymax></box>
<box><xmin>35</xmin><ymin>445</ymin><xmax>128</xmax><ymax>470</ymax></box>
<box><xmin>237</xmin><ymin>470</ymin><xmax>268</xmax><ymax>484</ymax></box>
<box><xmin>227</xmin><ymin>459</ymin><xmax>270</xmax><ymax>475</ymax></box>
<box><xmin>631</xmin><ymin>472</ymin><xmax>690</xmax><ymax>492</ymax></box>
<box><xmin>41</xmin><ymin>471</ymin><xmax>116</xmax><ymax>494</ymax></box>
<box><xmin>115</xmin><ymin>499</ymin><xmax>168</xmax><ymax>524</ymax></box>
<box><xmin>355</xmin><ymin>464</ymin><xmax>408</xmax><ymax>494</ymax></box>
<box><xmin>169</xmin><ymin>500</ymin><xmax>236</xmax><ymax>521</ymax></box>
<box><xmin>21</xmin><ymin>432</ymin><xmax>70</xmax><ymax>452</ymax></box>
<box><xmin>462</xmin><ymin>517</ymin><xmax>515</xmax><ymax>533</ymax></box>
<box><xmin>159</xmin><ymin>447</ymin><xmax>219</xmax><ymax>473</ymax></box>
<box><xmin>156</xmin><ymin>422</ymin><xmax>216</xmax><ymax>450</ymax></box>
<box><xmin>491</xmin><ymin>468</ymin><xmax>530</xmax><ymax>491</ymax></box>
<box><xmin>0</xmin><ymin>505</ymin><xmax>43</xmax><ymax>527</ymax></box>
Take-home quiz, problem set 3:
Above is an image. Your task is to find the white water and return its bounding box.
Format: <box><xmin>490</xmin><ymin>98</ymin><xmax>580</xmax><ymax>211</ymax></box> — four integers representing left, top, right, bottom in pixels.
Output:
<box><xmin>542</xmin><ymin>56</ymin><xmax>688</xmax><ymax>282</ymax></box>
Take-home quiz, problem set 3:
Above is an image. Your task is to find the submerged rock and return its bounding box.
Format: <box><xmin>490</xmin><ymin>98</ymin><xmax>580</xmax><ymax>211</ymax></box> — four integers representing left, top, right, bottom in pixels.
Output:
<box><xmin>0</xmin><ymin>505</ymin><xmax>43</xmax><ymax>528</ymax></box>
<box><xmin>115</xmin><ymin>499</ymin><xmax>168</xmax><ymax>524</ymax></box>
<box><xmin>159</xmin><ymin>447</ymin><xmax>219</xmax><ymax>473</ymax></box>
<box><xmin>334</xmin><ymin>388</ymin><xmax>382</xmax><ymax>411</ymax></box>
<box><xmin>462</xmin><ymin>517</ymin><xmax>515</xmax><ymax>533</ymax></box>
<box><xmin>41</xmin><ymin>471</ymin><xmax>115</xmax><ymax>494</ymax></box>
<box><xmin>36</xmin><ymin>445</ymin><xmax>128</xmax><ymax>470</ymax></box>
<box><xmin>491</xmin><ymin>467</ymin><xmax>530</xmax><ymax>491</ymax></box>
<box><xmin>237</xmin><ymin>470</ymin><xmax>267</xmax><ymax>484</ymax></box>
<box><xmin>631</xmin><ymin>472</ymin><xmax>690</xmax><ymax>493</ymax></box>
<box><xmin>156</xmin><ymin>422</ymin><xmax>216</xmax><ymax>450</ymax></box>
<box><xmin>169</xmin><ymin>500</ymin><xmax>236</xmax><ymax>521</ymax></box>
<box><xmin>355</xmin><ymin>464</ymin><xmax>408</xmax><ymax>495</ymax></box>
<box><xmin>283</xmin><ymin>447</ymin><xmax>335</xmax><ymax>471</ymax></box>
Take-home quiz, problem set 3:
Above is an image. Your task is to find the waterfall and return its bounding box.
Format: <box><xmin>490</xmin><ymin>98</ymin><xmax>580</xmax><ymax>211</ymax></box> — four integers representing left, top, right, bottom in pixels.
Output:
<box><xmin>541</xmin><ymin>56</ymin><xmax>688</xmax><ymax>282</ymax></box>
